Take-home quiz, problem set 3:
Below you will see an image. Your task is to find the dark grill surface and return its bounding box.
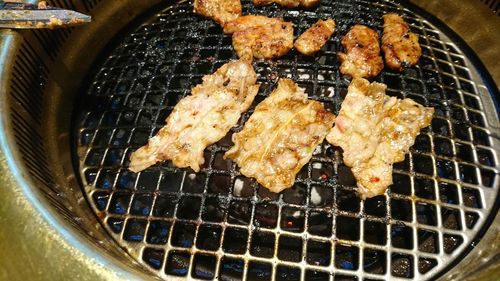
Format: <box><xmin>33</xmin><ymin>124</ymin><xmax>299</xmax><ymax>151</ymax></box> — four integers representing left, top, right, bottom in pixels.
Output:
<box><xmin>75</xmin><ymin>0</ymin><xmax>500</xmax><ymax>280</ymax></box>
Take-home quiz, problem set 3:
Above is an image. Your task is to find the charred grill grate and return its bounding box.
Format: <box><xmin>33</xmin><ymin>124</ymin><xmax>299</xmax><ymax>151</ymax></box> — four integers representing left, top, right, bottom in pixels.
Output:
<box><xmin>75</xmin><ymin>0</ymin><xmax>500</xmax><ymax>280</ymax></box>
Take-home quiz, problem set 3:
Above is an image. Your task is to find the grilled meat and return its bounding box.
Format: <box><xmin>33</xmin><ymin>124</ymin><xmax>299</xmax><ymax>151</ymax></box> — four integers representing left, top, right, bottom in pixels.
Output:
<box><xmin>338</xmin><ymin>25</ymin><xmax>384</xmax><ymax>78</ymax></box>
<box><xmin>225</xmin><ymin>15</ymin><xmax>294</xmax><ymax>61</ymax></box>
<box><xmin>225</xmin><ymin>79</ymin><xmax>335</xmax><ymax>192</ymax></box>
<box><xmin>294</xmin><ymin>18</ymin><xmax>335</xmax><ymax>56</ymax></box>
<box><xmin>223</xmin><ymin>15</ymin><xmax>283</xmax><ymax>34</ymax></box>
<box><xmin>193</xmin><ymin>0</ymin><xmax>242</xmax><ymax>26</ymax></box>
<box><xmin>252</xmin><ymin>0</ymin><xmax>320</xmax><ymax>8</ymax></box>
<box><xmin>129</xmin><ymin>60</ymin><xmax>259</xmax><ymax>173</ymax></box>
<box><xmin>382</xmin><ymin>13</ymin><xmax>422</xmax><ymax>71</ymax></box>
<box><xmin>326</xmin><ymin>78</ymin><xmax>434</xmax><ymax>198</ymax></box>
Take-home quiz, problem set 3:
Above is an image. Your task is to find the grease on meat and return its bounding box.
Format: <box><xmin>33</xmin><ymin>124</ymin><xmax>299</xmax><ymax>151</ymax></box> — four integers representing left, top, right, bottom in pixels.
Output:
<box><xmin>226</xmin><ymin>15</ymin><xmax>294</xmax><ymax>60</ymax></box>
<box><xmin>225</xmin><ymin>79</ymin><xmax>335</xmax><ymax>192</ymax></box>
<box><xmin>294</xmin><ymin>18</ymin><xmax>335</xmax><ymax>56</ymax></box>
<box><xmin>382</xmin><ymin>13</ymin><xmax>422</xmax><ymax>71</ymax></box>
<box><xmin>193</xmin><ymin>0</ymin><xmax>242</xmax><ymax>26</ymax></box>
<box><xmin>252</xmin><ymin>0</ymin><xmax>320</xmax><ymax>8</ymax></box>
<box><xmin>129</xmin><ymin>60</ymin><xmax>259</xmax><ymax>173</ymax></box>
<box><xmin>326</xmin><ymin>78</ymin><xmax>434</xmax><ymax>198</ymax></box>
<box><xmin>338</xmin><ymin>25</ymin><xmax>383</xmax><ymax>78</ymax></box>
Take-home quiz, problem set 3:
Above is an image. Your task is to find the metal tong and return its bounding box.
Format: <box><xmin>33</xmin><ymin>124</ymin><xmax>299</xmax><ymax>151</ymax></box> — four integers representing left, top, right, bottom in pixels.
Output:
<box><xmin>0</xmin><ymin>1</ymin><xmax>91</xmax><ymax>29</ymax></box>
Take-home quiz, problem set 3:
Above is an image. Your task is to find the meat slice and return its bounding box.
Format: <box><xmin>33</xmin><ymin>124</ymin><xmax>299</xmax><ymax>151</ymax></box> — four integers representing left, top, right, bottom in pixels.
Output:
<box><xmin>252</xmin><ymin>0</ymin><xmax>320</xmax><ymax>8</ymax></box>
<box><xmin>129</xmin><ymin>60</ymin><xmax>259</xmax><ymax>173</ymax></box>
<box><xmin>382</xmin><ymin>13</ymin><xmax>422</xmax><ymax>71</ymax></box>
<box><xmin>338</xmin><ymin>25</ymin><xmax>384</xmax><ymax>78</ymax></box>
<box><xmin>225</xmin><ymin>79</ymin><xmax>335</xmax><ymax>192</ymax></box>
<box><xmin>193</xmin><ymin>0</ymin><xmax>242</xmax><ymax>26</ymax></box>
<box><xmin>294</xmin><ymin>18</ymin><xmax>335</xmax><ymax>56</ymax></box>
<box><xmin>326</xmin><ymin>78</ymin><xmax>434</xmax><ymax>198</ymax></box>
<box><xmin>224</xmin><ymin>15</ymin><xmax>294</xmax><ymax>61</ymax></box>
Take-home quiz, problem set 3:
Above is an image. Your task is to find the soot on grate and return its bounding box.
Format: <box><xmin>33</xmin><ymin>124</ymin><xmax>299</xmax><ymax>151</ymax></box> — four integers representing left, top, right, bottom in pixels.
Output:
<box><xmin>75</xmin><ymin>0</ymin><xmax>499</xmax><ymax>280</ymax></box>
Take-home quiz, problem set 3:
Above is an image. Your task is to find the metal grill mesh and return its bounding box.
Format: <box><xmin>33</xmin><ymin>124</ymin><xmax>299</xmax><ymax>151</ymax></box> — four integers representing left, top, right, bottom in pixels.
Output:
<box><xmin>75</xmin><ymin>0</ymin><xmax>500</xmax><ymax>280</ymax></box>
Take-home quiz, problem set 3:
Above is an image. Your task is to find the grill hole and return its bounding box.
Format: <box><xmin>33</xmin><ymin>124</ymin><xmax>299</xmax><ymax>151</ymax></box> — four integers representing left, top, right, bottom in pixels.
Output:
<box><xmin>166</xmin><ymin>251</ymin><xmax>190</xmax><ymax>277</ymax></box>
<box><xmin>232</xmin><ymin>177</ymin><xmax>254</xmax><ymax>198</ymax></box>
<box><xmin>282</xmin><ymin>183</ymin><xmax>308</xmax><ymax>205</ymax></box>
<box><xmin>106</xmin><ymin>217</ymin><xmax>124</xmax><ymax>234</ymax></box>
<box><xmin>441</xmin><ymin>207</ymin><xmax>462</xmax><ymax>230</ymax></box>
<box><xmin>223</xmin><ymin>227</ymin><xmax>248</xmax><ymax>254</ymax></box>
<box><xmin>281</xmin><ymin>207</ymin><xmax>305</xmax><ymax>233</ymax></box>
<box><xmin>391</xmin><ymin>224</ymin><xmax>414</xmax><ymax>249</ymax></box>
<box><xmin>416</xmin><ymin>202</ymin><xmax>437</xmax><ymax>226</ymax></box>
<box><xmin>310</xmin><ymin>185</ymin><xmax>334</xmax><ymax>207</ymax></box>
<box><xmin>391</xmin><ymin>199</ymin><xmax>413</xmax><ymax>222</ymax></box>
<box><xmin>278</xmin><ymin>236</ymin><xmax>303</xmax><ymax>262</ymax></box>
<box><xmin>391</xmin><ymin>254</ymin><xmax>414</xmax><ymax>278</ymax></box>
<box><xmin>219</xmin><ymin>257</ymin><xmax>244</xmax><ymax>281</ymax></box>
<box><xmin>413</xmin><ymin>154</ymin><xmax>434</xmax><ymax>176</ymax></box>
<box><xmin>418</xmin><ymin>229</ymin><xmax>439</xmax><ymax>253</ymax></box>
<box><xmin>258</xmin><ymin>185</ymin><xmax>280</xmax><ymax>201</ymax></box>
<box><xmin>227</xmin><ymin>200</ymin><xmax>252</xmax><ymax>225</ymax></box>
<box><xmin>462</xmin><ymin>188</ymin><xmax>482</xmax><ymax>208</ymax></box>
<box><xmin>307</xmin><ymin>240</ymin><xmax>331</xmax><ymax>266</ymax></box>
<box><xmin>481</xmin><ymin>169</ymin><xmax>496</xmax><ymax>187</ymax></box>
<box><xmin>336</xmin><ymin>216</ymin><xmax>360</xmax><ymax>241</ymax></box>
<box><xmin>158</xmin><ymin>171</ymin><xmax>183</xmax><ymax>192</ymax></box>
<box><xmin>117</xmin><ymin>170</ymin><xmax>136</xmax><ymax>190</ymax></box>
<box><xmin>391</xmin><ymin>173</ymin><xmax>411</xmax><ymax>195</ymax></box>
<box><xmin>248</xmin><ymin>261</ymin><xmax>272</xmax><ymax>281</ymax></box>
<box><xmin>418</xmin><ymin>257</ymin><xmax>438</xmax><ymax>274</ymax></box>
<box><xmin>336</xmin><ymin>189</ymin><xmax>360</xmax><ymax>213</ymax></box>
<box><xmin>136</xmin><ymin>170</ymin><xmax>159</xmax><ymax>191</ymax></box>
<box><xmin>414</xmin><ymin>177</ymin><xmax>436</xmax><ymax>200</ymax></box>
<box><xmin>477</xmin><ymin>148</ymin><xmax>495</xmax><ymax>167</ymax></box>
<box><xmin>208</xmin><ymin>174</ymin><xmax>231</xmax><ymax>194</ymax></box>
<box><xmin>364</xmin><ymin>221</ymin><xmax>387</xmax><ymax>245</ymax></box>
<box><xmin>196</xmin><ymin>224</ymin><xmax>221</xmax><ymax>251</ymax></box>
<box><xmin>153</xmin><ymin>194</ymin><xmax>177</xmax><ymax>218</ymax></box>
<box><xmin>465</xmin><ymin>212</ymin><xmax>480</xmax><ymax>229</ymax></box>
<box><xmin>131</xmin><ymin>194</ymin><xmax>153</xmax><ymax>216</ymax></box>
<box><xmin>438</xmin><ymin>182</ymin><xmax>459</xmax><ymax>204</ymax></box>
<box><xmin>459</xmin><ymin>164</ymin><xmax>478</xmax><ymax>184</ymax></box>
<box><xmin>109</xmin><ymin>192</ymin><xmax>131</xmax><ymax>214</ymax></box>
<box><xmin>365</xmin><ymin>196</ymin><xmax>387</xmax><ymax>218</ymax></box>
<box><xmin>92</xmin><ymin>191</ymin><xmax>110</xmax><ymax>211</ymax></box>
<box><xmin>436</xmin><ymin>159</ymin><xmax>456</xmax><ymax>180</ymax></box>
<box><xmin>254</xmin><ymin>203</ymin><xmax>278</xmax><ymax>228</ymax></box>
<box><xmin>363</xmin><ymin>249</ymin><xmax>387</xmax><ymax>275</ymax></box>
<box><xmin>202</xmin><ymin>196</ymin><xmax>227</xmax><ymax>222</ymax></box>
<box><xmin>171</xmin><ymin>222</ymin><xmax>196</xmax><ymax>248</ymax></box>
<box><xmin>176</xmin><ymin>196</ymin><xmax>201</xmax><ymax>220</ymax></box>
<box><xmin>443</xmin><ymin>234</ymin><xmax>464</xmax><ymax>253</ymax></box>
<box><xmin>276</xmin><ymin>265</ymin><xmax>301</xmax><ymax>281</ymax></box>
<box><xmin>146</xmin><ymin>220</ymin><xmax>171</xmax><ymax>245</ymax></box>
<box><xmin>306</xmin><ymin>270</ymin><xmax>330</xmax><ymax>281</ymax></box>
<box><xmin>182</xmin><ymin>172</ymin><xmax>206</xmax><ymax>193</ymax></box>
<box><xmin>434</xmin><ymin>137</ymin><xmax>453</xmax><ymax>157</ymax></box>
<box><xmin>431</xmin><ymin>118</ymin><xmax>451</xmax><ymax>137</ymax></box>
<box><xmin>472</xmin><ymin>128</ymin><xmax>490</xmax><ymax>146</ymax></box>
<box><xmin>123</xmin><ymin>219</ymin><xmax>147</xmax><ymax>242</ymax></box>
<box><xmin>335</xmin><ymin>244</ymin><xmax>359</xmax><ymax>270</ymax></box>
<box><xmin>251</xmin><ymin>231</ymin><xmax>275</xmax><ymax>258</ymax></box>
<box><xmin>308</xmin><ymin>211</ymin><xmax>333</xmax><ymax>237</ymax></box>
<box><xmin>142</xmin><ymin>248</ymin><xmax>165</xmax><ymax>270</ymax></box>
<box><xmin>412</xmin><ymin>135</ymin><xmax>431</xmax><ymax>153</ymax></box>
<box><xmin>192</xmin><ymin>253</ymin><xmax>216</xmax><ymax>280</ymax></box>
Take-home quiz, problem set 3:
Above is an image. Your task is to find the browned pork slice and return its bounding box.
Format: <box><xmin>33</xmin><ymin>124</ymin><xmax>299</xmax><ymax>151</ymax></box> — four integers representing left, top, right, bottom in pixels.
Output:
<box><xmin>193</xmin><ymin>0</ymin><xmax>242</xmax><ymax>26</ymax></box>
<box><xmin>129</xmin><ymin>60</ymin><xmax>259</xmax><ymax>173</ymax></box>
<box><xmin>326</xmin><ymin>78</ymin><xmax>434</xmax><ymax>198</ymax></box>
<box><xmin>382</xmin><ymin>13</ymin><xmax>422</xmax><ymax>71</ymax></box>
<box><xmin>338</xmin><ymin>25</ymin><xmax>384</xmax><ymax>78</ymax></box>
<box><xmin>225</xmin><ymin>79</ymin><xmax>335</xmax><ymax>192</ymax></box>
<box><xmin>294</xmin><ymin>18</ymin><xmax>335</xmax><ymax>56</ymax></box>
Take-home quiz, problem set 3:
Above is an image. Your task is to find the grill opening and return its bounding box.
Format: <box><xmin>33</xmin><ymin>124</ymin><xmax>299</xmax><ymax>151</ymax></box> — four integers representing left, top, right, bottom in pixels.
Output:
<box><xmin>72</xmin><ymin>0</ymin><xmax>500</xmax><ymax>280</ymax></box>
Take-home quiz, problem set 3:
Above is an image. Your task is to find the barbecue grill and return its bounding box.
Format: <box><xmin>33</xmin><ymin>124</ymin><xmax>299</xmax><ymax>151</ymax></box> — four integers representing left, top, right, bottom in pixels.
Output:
<box><xmin>0</xmin><ymin>0</ymin><xmax>498</xmax><ymax>280</ymax></box>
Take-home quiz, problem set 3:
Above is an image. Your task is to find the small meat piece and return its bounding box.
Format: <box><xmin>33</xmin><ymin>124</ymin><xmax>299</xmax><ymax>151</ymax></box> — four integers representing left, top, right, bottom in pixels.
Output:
<box><xmin>129</xmin><ymin>60</ymin><xmax>259</xmax><ymax>173</ymax></box>
<box><xmin>294</xmin><ymin>18</ymin><xmax>335</xmax><ymax>56</ymax></box>
<box><xmin>193</xmin><ymin>0</ymin><xmax>242</xmax><ymax>26</ymax></box>
<box><xmin>231</xmin><ymin>18</ymin><xmax>294</xmax><ymax>60</ymax></box>
<box><xmin>252</xmin><ymin>0</ymin><xmax>320</xmax><ymax>8</ymax></box>
<box><xmin>223</xmin><ymin>15</ymin><xmax>283</xmax><ymax>34</ymax></box>
<box><xmin>326</xmin><ymin>78</ymin><xmax>433</xmax><ymax>198</ymax></box>
<box><xmin>338</xmin><ymin>25</ymin><xmax>384</xmax><ymax>78</ymax></box>
<box><xmin>225</xmin><ymin>79</ymin><xmax>335</xmax><ymax>192</ymax></box>
<box><xmin>382</xmin><ymin>13</ymin><xmax>422</xmax><ymax>71</ymax></box>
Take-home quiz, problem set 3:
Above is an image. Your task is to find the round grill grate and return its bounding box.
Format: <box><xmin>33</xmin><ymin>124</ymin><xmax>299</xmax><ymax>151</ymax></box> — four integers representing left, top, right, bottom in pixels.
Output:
<box><xmin>74</xmin><ymin>0</ymin><xmax>500</xmax><ymax>280</ymax></box>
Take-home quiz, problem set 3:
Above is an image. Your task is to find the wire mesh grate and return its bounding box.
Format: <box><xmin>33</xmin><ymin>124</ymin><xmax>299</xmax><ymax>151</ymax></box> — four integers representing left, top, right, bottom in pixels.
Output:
<box><xmin>75</xmin><ymin>0</ymin><xmax>500</xmax><ymax>280</ymax></box>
